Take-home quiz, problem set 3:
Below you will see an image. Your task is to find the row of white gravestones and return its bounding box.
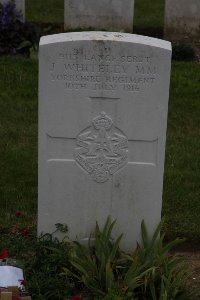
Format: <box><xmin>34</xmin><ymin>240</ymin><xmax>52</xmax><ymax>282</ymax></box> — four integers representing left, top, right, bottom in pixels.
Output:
<box><xmin>38</xmin><ymin>31</ymin><xmax>172</xmax><ymax>252</ymax></box>
<box><xmin>64</xmin><ymin>0</ymin><xmax>200</xmax><ymax>41</ymax></box>
<box><xmin>1</xmin><ymin>0</ymin><xmax>199</xmax><ymax>42</ymax></box>
<box><xmin>0</xmin><ymin>0</ymin><xmax>134</xmax><ymax>31</ymax></box>
<box><xmin>0</xmin><ymin>0</ymin><xmax>25</xmax><ymax>22</ymax></box>
<box><xmin>64</xmin><ymin>0</ymin><xmax>134</xmax><ymax>32</ymax></box>
<box><xmin>164</xmin><ymin>0</ymin><xmax>200</xmax><ymax>42</ymax></box>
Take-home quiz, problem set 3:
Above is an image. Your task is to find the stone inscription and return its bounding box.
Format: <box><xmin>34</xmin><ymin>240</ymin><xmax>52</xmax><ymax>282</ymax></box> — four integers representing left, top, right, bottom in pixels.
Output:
<box><xmin>50</xmin><ymin>48</ymin><xmax>159</xmax><ymax>92</ymax></box>
<box><xmin>74</xmin><ymin>111</ymin><xmax>128</xmax><ymax>183</ymax></box>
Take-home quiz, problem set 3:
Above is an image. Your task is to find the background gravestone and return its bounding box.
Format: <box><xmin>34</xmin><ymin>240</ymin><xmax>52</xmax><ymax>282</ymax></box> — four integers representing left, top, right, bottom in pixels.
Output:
<box><xmin>38</xmin><ymin>32</ymin><xmax>171</xmax><ymax>252</ymax></box>
<box><xmin>0</xmin><ymin>0</ymin><xmax>25</xmax><ymax>22</ymax></box>
<box><xmin>64</xmin><ymin>0</ymin><xmax>134</xmax><ymax>32</ymax></box>
<box><xmin>165</xmin><ymin>0</ymin><xmax>200</xmax><ymax>42</ymax></box>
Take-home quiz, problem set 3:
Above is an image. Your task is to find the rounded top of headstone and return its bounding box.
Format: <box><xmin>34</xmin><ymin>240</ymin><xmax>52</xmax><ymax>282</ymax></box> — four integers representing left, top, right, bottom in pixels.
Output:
<box><xmin>40</xmin><ymin>32</ymin><xmax>171</xmax><ymax>51</ymax></box>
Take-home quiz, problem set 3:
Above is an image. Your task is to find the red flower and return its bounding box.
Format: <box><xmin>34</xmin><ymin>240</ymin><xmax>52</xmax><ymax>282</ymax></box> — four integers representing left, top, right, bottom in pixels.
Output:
<box><xmin>71</xmin><ymin>295</ymin><xmax>81</xmax><ymax>300</ymax></box>
<box><xmin>20</xmin><ymin>228</ymin><xmax>30</xmax><ymax>236</ymax></box>
<box><xmin>15</xmin><ymin>211</ymin><xmax>22</xmax><ymax>218</ymax></box>
<box><xmin>0</xmin><ymin>248</ymin><xmax>9</xmax><ymax>259</ymax></box>
<box><xmin>19</xmin><ymin>279</ymin><xmax>28</xmax><ymax>286</ymax></box>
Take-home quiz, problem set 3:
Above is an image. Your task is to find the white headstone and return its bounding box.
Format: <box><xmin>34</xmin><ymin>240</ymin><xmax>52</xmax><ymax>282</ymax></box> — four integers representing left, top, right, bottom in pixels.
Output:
<box><xmin>38</xmin><ymin>32</ymin><xmax>171</xmax><ymax>252</ymax></box>
<box><xmin>0</xmin><ymin>0</ymin><xmax>25</xmax><ymax>22</ymax></box>
<box><xmin>165</xmin><ymin>0</ymin><xmax>200</xmax><ymax>42</ymax></box>
<box><xmin>64</xmin><ymin>0</ymin><xmax>134</xmax><ymax>32</ymax></box>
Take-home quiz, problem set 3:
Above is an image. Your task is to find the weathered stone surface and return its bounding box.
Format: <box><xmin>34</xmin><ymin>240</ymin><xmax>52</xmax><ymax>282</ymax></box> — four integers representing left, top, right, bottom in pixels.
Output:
<box><xmin>64</xmin><ymin>0</ymin><xmax>134</xmax><ymax>32</ymax></box>
<box><xmin>165</xmin><ymin>0</ymin><xmax>200</xmax><ymax>42</ymax></box>
<box><xmin>0</xmin><ymin>0</ymin><xmax>25</xmax><ymax>22</ymax></box>
<box><xmin>38</xmin><ymin>32</ymin><xmax>171</xmax><ymax>252</ymax></box>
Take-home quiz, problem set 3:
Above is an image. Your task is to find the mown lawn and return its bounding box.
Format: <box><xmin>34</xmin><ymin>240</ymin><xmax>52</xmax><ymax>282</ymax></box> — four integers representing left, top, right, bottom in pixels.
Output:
<box><xmin>163</xmin><ymin>62</ymin><xmax>200</xmax><ymax>241</ymax></box>
<box><xmin>0</xmin><ymin>57</ymin><xmax>38</xmax><ymax>231</ymax></box>
<box><xmin>26</xmin><ymin>0</ymin><xmax>64</xmax><ymax>24</ymax></box>
<box><xmin>134</xmin><ymin>0</ymin><xmax>165</xmax><ymax>32</ymax></box>
<box><xmin>0</xmin><ymin>56</ymin><xmax>200</xmax><ymax>243</ymax></box>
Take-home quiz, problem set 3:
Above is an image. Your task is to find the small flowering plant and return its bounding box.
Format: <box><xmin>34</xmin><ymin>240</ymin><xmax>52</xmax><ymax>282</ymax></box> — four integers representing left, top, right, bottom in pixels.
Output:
<box><xmin>0</xmin><ymin>0</ymin><xmax>22</xmax><ymax>30</ymax></box>
<box><xmin>0</xmin><ymin>248</ymin><xmax>29</xmax><ymax>295</ymax></box>
<box><xmin>15</xmin><ymin>211</ymin><xmax>23</xmax><ymax>218</ymax></box>
<box><xmin>0</xmin><ymin>248</ymin><xmax>14</xmax><ymax>267</ymax></box>
<box><xmin>0</xmin><ymin>248</ymin><xmax>9</xmax><ymax>260</ymax></box>
<box><xmin>0</xmin><ymin>247</ymin><xmax>23</xmax><ymax>269</ymax></box>
<box><xmin>0</xmin><ymin>0</ymin><xmax>39</xmax><ymax>56</ymax></box>
<box><xmin>9</xmin><ymin>211</ymin><xmax>31</xmax><ymax>237</ymax></box>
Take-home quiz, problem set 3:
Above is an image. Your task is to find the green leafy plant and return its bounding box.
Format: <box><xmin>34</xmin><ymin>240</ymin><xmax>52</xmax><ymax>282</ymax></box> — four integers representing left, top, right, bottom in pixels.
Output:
<box><xmin>126</xmin><ymin>219</ymin><xmax>195</xmax><ymax>300</ymax></box>
<box><xmin>63</xmin><ymin>217</ymin><xmax>198</xmax><ymax>300</ymax></box>
<box><xmin>64</xmin><ymin>217</ymin><xmax>124</xmax><ymax>297</ymax></box>
<box><xmin>1</xmin><ymin>217</ymin><xmax>198</xmax><ymax>299</ymax></box>
<box><xmin>0</xmin><ymin>228</ymin><xmax>74</xmax><ymax>300</ymax></box>
<box><xmin>24</xmin><ymin>230</ymin><xmax>74</xmax><ymax>300</ymax></box>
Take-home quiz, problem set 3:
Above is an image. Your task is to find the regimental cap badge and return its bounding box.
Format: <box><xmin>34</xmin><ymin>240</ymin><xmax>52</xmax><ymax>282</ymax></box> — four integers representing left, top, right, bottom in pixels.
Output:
<box><xmin>75</xmin><ymin>111</ymin><xmax>129</xmax><ymax>183</ymax></box>
<box><xmin>92</xmin><ymin>111</ymin><xmax>113</xmax><ymax>131</ymax></box>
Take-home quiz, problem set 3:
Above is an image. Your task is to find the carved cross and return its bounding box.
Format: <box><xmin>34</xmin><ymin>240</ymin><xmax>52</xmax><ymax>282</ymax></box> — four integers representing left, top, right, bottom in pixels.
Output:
<box><xmin>47</xmin><ymin>96</ymin><xmax>157</xmax><ymax>183</ymax></box>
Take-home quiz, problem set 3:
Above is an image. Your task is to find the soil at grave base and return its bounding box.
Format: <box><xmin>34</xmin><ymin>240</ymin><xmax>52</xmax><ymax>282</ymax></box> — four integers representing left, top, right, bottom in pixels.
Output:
<box><xmin>170</xmin><ymin>242</ymin><xmax>200</xmax><ymax>296</ymax></box>
<box><xmin>177</xmin><ymin>252</ymin><xmax>200</xmax><ymax>290</ymax></box>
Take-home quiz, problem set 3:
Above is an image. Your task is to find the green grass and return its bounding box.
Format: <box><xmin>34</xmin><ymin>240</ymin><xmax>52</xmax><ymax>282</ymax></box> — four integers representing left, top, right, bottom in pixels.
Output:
<box><xmin>134</xmin><ymin>0</ymin><xmax>165</xmax><ymax>33</ymax></box>
<box><xmin>0</xmin><ymin>57</ymin><xmax>38</xmax><ymax>230</ymax></box>
<box><xmin>163</xmin><ymin>62</ymin><xmax>200</xmax><ymax>241</ymax></box>
<box><xmin>26</xmin><ymin>0</ymin><xmax>64</xmax><ymax>24</ymax></box>
<box><xmin>0</xmin><ymin>57</ymin><xmax>200</xmax><ymax>243</ymax></box>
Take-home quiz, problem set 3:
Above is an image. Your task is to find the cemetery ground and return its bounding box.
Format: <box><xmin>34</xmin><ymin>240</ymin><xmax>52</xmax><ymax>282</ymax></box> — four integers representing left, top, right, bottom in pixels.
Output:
<box><xmin>1</xmin><ymin>58</ymin><xmax>200</xmax><ymax>299</ymax></box>
<box><xmin>1</xmin><ymin>58</ymin><xmax>200</xmax><ymax>239</ymax></box>
<box><xmin>0</xmin><ymin>0</ymin><xmax>200</xmax><ymax>299</ymax></box>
